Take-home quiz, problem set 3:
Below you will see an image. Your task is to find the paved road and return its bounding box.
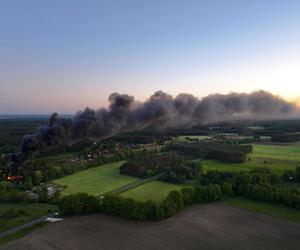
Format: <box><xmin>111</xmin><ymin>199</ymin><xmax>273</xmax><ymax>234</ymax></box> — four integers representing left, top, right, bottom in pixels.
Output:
<box><xmin>109</xmin><ymin>172</ymin><xmax>167</xmax><ymax>195</ymax></box>
<box><xmin>0</xmin><ymin>214</ymin><xmax>56</xmax><ymax>238</ymax></box>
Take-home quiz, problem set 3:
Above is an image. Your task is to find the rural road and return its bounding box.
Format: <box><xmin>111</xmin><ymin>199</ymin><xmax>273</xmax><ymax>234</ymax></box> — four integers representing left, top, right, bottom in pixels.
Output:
<box><xmin>2</xmin><ymin>203</ymin><xmax>300</xmax><ymax>250</ymax></box>
<box><xmin>0</xmin><ymin>214</ymin><xmax>57</xmax><ymax>238</ymax></box>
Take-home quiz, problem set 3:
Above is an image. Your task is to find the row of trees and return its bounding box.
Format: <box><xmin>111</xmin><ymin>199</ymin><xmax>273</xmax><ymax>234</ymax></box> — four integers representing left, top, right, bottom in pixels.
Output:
<box><xmin>271</xmin><ymin>133</ymin><xmax>300</xmax><ymax>143</ymax></box>
<box><xmin>202</xmin><ymin>167</ymin><xmax>300</xmax><ymax>186</ymax></box>
<box><xmin>58</xmin><ymin>166</ymin><xmax>300</xmax><ymax>221</ymax></box>
<box><xmin>59</xmin><ymin>184</ymin><xmax>222</xmax><ymax>220</ymax></box>
<box><xmin>206</xmin><ymin>150</ymin><xmax>246</xmax><ymax>163</ymax></box>
<box><xmin>103</xmin><ymin>134</ymin><xmax>171</xmax><ymax>145</ymax></box>
<box><xmin>200</xmin><ymin>167</ymin><xmax>300</xmax><ymax>209</ymax></box>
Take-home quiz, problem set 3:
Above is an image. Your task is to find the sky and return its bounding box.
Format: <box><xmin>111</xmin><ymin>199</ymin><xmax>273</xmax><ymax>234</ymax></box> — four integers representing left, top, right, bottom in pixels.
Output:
<box><xmin>1</xmin><ymin>0</ymin><xmax>300</xmax><ymax>114</ymax></box>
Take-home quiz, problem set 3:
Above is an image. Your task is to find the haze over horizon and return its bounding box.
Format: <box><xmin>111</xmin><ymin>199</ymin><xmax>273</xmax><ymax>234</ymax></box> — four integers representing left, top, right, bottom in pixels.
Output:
<box><xmin>1</xmin><ymin>0</ymin><xmax>300</xmax><ymax>114</ymax></box>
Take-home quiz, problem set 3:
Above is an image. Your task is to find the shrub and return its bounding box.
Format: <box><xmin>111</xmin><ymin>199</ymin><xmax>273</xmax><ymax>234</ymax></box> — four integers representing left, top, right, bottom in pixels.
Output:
<box><xmin>181</xmin><ymin>187</ymin><xmax>196</xmax><ymax>205</ymax></box>
<box><xmin>296</xmin><ymin>166</ymin><xmax>300</xmax><ymax>182</ymax></box>
<box><xmin>282</xmin><ymin>170</ymin><xmax>296</xmax><ymax>182</ymax></box>
<box><xmin>221</xmin><ymin>181</ymin><xmax>234</xmax><ymax>197</ymax></box>
<box><xmin>159</xmin><ymin>190</ymin><xmax>184</xmax><ymax>219</ymax></box>
<box><xmin>1</xmin><ymin>208</ymin><xmax>18</xmax><ymax>219</ymax></box>
<box><xmin>194</xmin><ymin>184</ymin><xmax>222</xmax><ymax>202</ymax></box>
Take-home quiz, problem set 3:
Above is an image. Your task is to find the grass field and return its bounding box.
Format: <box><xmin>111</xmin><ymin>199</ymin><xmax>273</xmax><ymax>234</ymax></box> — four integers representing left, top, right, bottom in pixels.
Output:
<box><xmin>224</xmin><ymin>198</ymin><xmax>300</xmax><ymax>223</ymax></box>
<box><xmin>252</xmin><ymin>144</ymin><xmax>300</xmax><ymax>162</ymax></box>
<box><xmin>202</xmin><ymin>144</ymin><xmax>300</xmax><ymax>174</ymax></box>
<box><xmin>0</xmin><ymin>203</ymin><xmax>57</xmax><ymax>233</ymax></box>
<box><xmin>120</xmin><ymin>180</ymin><xmax>182</xmax><ymax>202</ymax></box>
<box><xmin>202</xmin><ymin>157</ymin><xmax>297</xmax><ymax>174</ymax></box>
<box><xmin>54</xmin><ymin>161</ymin><xmax>138</xmax><ymax>196</ymax></box>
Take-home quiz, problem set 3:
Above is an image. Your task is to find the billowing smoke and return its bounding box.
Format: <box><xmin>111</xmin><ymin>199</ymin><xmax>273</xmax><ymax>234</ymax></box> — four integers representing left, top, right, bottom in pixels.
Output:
<box><xmin>10</xmin><ymin>90</ymin><xmax>298</xmax><ymax>173</ymax></box>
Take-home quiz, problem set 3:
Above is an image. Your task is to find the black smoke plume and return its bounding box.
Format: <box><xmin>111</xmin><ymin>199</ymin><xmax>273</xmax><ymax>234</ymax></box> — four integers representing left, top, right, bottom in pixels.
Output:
<box><xmin>10</xmin><ymin>90</ymin><xmax>299</xmax><ymax>174</ymax></box>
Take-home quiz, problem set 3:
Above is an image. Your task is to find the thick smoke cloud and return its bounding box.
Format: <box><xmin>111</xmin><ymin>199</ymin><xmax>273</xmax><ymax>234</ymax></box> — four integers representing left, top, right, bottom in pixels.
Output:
<box><xmin>10</xmin><ymin>90</ymin><xmax>298</xmax><ymax>173</ymax></box>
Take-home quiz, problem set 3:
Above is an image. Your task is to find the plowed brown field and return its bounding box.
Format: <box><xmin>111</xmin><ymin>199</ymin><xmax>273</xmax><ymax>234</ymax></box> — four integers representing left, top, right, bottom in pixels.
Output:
<box><xmin>2</xmin><ymin>203</ymin><xmax>300</xmax><ymax>250</ymax></box>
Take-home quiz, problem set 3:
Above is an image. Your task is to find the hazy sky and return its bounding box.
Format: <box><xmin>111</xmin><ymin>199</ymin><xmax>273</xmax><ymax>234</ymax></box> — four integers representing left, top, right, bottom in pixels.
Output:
<box><xmin>1</xmin><ymin>0</ymin><xmax>300</xmax><ymax>114</ymax></box>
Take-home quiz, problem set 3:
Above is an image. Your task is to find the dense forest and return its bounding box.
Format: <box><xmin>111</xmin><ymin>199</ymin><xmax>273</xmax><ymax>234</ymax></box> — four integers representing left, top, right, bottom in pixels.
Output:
<box><xmin>165</xmin><ymin>143</ymin><xmax>253</xmax><ymax>163</ymax></box>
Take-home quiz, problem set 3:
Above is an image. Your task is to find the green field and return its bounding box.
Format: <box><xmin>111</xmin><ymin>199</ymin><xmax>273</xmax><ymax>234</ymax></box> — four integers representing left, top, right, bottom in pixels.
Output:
<box><xmin>54</xmin><ymin>161</ymin><xmax>138</xmax><ymax>196</ymax></box>
<box><xmin>54</xmin><ymin>144</ymin><xmax>300</xmax><ymax>200</ymax></box>
<box><xmin>0</xmin><ymin>203</ymin><xmax>57</xmax><ymax>233</ymax></box>
<box><xmin>202</xmin><ymin>144</ymin><xmax>300</xmax><ymax>174</ymax></box>
<box><xmin>120</xmin><ymin>180</ymin><xmax>182</xmax><ymax>202</ymax></box>
<box><xmin>202</xmin><ymin>157</ymin><xmax>296</xmax><ymax>174</ymax></box>
<box><xmin>224</xmin><ymin>198</ymin><xmax>300</xmax><ymax>223</ymax></box>
<box><xmin>252</xmin><ymin>144</ymin><xmax>300</xmax><ymax>162</ymax></box>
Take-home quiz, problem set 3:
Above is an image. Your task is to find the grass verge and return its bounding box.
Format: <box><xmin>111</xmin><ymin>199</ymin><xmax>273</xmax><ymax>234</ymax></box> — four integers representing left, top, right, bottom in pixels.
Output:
<box><xmin>0</xmin><ymin>203</ymin><xmax>57</xmax><ymax>233</ymax></box>
<box><xmin>0</xmin><ymin>222</ymin><xmax>47</xmax><ymax>246</ymax></box>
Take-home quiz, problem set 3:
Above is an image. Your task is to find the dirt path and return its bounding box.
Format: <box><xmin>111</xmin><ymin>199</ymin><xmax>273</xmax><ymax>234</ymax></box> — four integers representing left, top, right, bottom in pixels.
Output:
<box><xmin>2</xmin><ymin>203</ymin><xmax>300</xmax><ymax>250</ymax></box>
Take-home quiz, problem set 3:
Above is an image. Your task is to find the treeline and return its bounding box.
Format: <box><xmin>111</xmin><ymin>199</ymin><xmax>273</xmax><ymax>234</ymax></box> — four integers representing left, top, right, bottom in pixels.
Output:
<box><xmin>6</xmin><ymin>147</ymin><xmax>158</xmax><ymax>188</ymax></box>
<box><xmin>59</xmin><ymin>184</ymin><xmax>222</xmax><ymax>220</ymax></box>
<box><xmin>271</xmin><ymin>133</ymin><xmax>300</xmax><ymax>143</ymax></box>
<box><xmin>103</xmin><ymin>133</ymin><xmax>171</xmax><ymax>145</ymax></box>
<box><xmin>0</xmin><ymin>181</ymin><xmax>57</xmax><ymax>204</ymax></box>
<box><xmin>0</xmin><ymin>181</ymin><xmax>29</xmax><ymax>203</ymax></box>
<box><xmin>165</xmin><ymin>143</ymin><xmax>252</xmax><ymax>163</ymax></box>
<box><xmin>206</xmin><ymin>150</ymin><xmax>246</xmax><ymax>163</ymax></box>
<box><xmin>120</xmin><ymin>153</ymin><xmax>184</xmax><ymax>178</ymax></box>
<box><xmin>200</xmin><ymin>167</ymin><xmax>300</xmax><ymax>209</ymax></box>
<box><xmin>120</xmin><ymin>153</ymin><xmax>202</xmax><ymax>183</ymax></box>
<box><xmin>160</xmin><ymin>161</ymin><xmax>202</xmax><ymax>184</ymax></box>
<box><xmin>59</xmin><ymin>166</ymin><xmax>300</xmax><ymax>221</ymax></box>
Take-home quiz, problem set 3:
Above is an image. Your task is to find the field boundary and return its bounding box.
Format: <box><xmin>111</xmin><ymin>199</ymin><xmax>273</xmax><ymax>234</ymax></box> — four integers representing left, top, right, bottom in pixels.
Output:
<box><xmin>0</xmin><ymin>213</ymin><xmax>56</xmax><ymax>239</ymax></box>
<box><xmin>105</xmin><ymin>172</ymin><xmax>167</xmax><ymax>195</ymax></box>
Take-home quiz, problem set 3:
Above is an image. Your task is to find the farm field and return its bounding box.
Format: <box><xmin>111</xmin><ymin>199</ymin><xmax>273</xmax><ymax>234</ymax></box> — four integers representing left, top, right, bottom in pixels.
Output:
<box><xmin>120</xmin><ymin>180</ymin><xmax>182</xmax><ymax>202</ymax></box>
<box><xmin>202</xmin><ymin>144</ymin><xmax>300</xmax><ymax>174</ymax></box>
<box><xmin>202</xmin><ymin>159</ymin><xmax>255</xmax><ymax>172</ymax></box>
<box><xmin>252</xmin><ymin>144</ymin><xmax>300</xmax><ymax>161</ymax></box>
<box><xmin>54</xmin><ymin>161</ymin><xmax>138</xmax><ymax>196</ymax></box>
<box><xmin>0</xmin><ymin>203</ymin><xmax>57</xmax><ymax>233</ymax></box>
<box><xmin>202</xmin><ymin>157</ymin><xmax>296</xmax><ymax>174</ymax></box>
<box><xmin>224</xmin><ymin>198</ymin><xmax>300</xmax><ymax>223</ymax></box>
<box><xmin>3</xmin><ymin>203</ymin><xmax>300</xmax><ymax>250</ymax></box>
